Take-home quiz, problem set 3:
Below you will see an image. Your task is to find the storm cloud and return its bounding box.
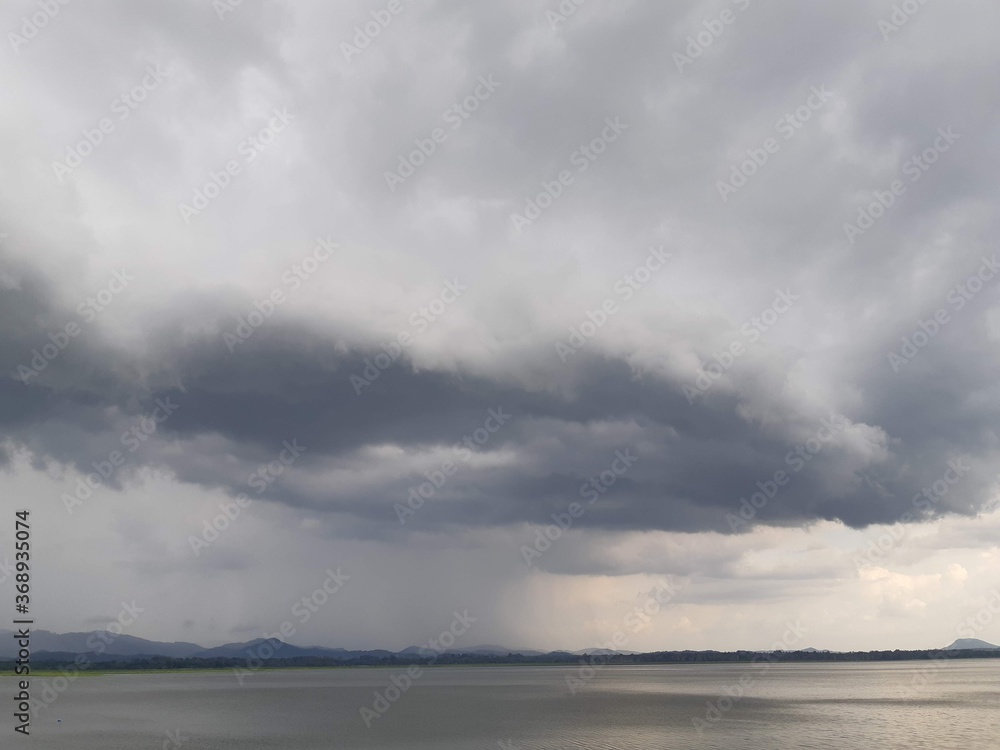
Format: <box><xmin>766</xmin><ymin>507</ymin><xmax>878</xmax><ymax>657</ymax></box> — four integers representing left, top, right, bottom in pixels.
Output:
<box><xmin>1</xmin><ymin>0</ymin><xmax>998</xmax><ymax>651</ymax></box>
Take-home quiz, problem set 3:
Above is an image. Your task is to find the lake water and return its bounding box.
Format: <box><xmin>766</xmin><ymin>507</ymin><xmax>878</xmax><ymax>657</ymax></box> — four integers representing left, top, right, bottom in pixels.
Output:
<box><xmin>9</xmin><ymin>660</ymin><xmax>1000</xmax><ymax>748</ymax></box>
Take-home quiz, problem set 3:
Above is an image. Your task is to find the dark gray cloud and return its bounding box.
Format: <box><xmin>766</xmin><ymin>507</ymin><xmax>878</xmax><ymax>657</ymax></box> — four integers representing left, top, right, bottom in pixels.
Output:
<box><xmin>3</xmin><ymin>263</ymin><xmax>995</xmax><ymax>535</ymax></box>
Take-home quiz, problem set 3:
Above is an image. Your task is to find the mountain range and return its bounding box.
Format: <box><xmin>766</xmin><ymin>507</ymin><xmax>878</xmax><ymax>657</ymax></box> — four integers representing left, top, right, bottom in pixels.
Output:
<box><xmin>0</xmin><ymin>629</ymin><xmax>629</xmax><ymax>661</ymax></box>
<box><xmin>1</xmin><ymin>629</ymin><xmax>996</xmax><ymax>662</ymax></box>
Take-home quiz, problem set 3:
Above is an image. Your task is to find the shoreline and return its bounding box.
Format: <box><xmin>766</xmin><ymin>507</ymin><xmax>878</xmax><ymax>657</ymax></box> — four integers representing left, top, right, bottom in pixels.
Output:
<box><xmin>4</xmin><ymin>655</ymin><xmax>1000</xmax><ymax>677</ymax></box>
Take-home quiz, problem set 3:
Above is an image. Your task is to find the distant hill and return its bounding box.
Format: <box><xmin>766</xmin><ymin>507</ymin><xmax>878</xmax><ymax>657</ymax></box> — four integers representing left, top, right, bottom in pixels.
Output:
<box><xmin>192</xmin><ymin>639</ymin><xmax>396</xmax><ymax>660</ymax></box>
<box><xmin>943</xmin><ymin>638</ymin><xmax>999</xmax><ymax>650</ymax></box>
<box><xmin>0</xmin><ymin>629</ymin><xmax>203</xmax><ymax>658</ymax></box>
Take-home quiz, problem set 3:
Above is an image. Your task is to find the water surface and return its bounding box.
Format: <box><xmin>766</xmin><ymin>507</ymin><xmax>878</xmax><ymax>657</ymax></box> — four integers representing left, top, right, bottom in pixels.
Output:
<box><xmin>11</xmin><ymin>660</ymin><xmax>1000</xmax><ymax>748</ymax></box>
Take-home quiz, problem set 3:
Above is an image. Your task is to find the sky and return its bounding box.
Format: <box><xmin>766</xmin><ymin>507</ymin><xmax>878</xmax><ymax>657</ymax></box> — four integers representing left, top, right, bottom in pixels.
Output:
<box><xmin>0</xmin><ymin>0</ymin><xmax>999</xmax><ymax>654</ymax></box>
